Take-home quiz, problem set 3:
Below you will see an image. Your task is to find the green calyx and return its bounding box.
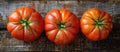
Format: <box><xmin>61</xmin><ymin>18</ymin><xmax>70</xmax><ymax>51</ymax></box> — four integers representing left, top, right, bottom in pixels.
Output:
<box><xmin>57</xmin><ymin>22</ymin><xmax>66</xmax><ymax>29</ymax></box>
<box><xmin>20</xmin><ymin>13</ymin><xmax>33</xmax><ymax>28</ymax></box>
<box><xmin>87</xmin><ymin>15</ymin><xmax>108</xmax><ymax>28</ymax></box>
<box><xmin>95</xmin><ymin>19</ymin><xmax>104</xmax><ymax>28</ymax></box>
<box><xmin>94</xmin><ymin>15</ymin><xmax>108</xmax><ymax>28</ymax></box>
<box><xmin>21</xmin><ymin>19</ymin><xmax>31</xmax><ymax>28</ymax></box>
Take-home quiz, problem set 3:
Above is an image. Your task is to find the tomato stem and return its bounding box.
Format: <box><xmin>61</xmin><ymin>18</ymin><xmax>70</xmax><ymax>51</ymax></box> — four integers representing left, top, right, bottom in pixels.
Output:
<box><xmin>21</xmin><ymin>19</ymin><xmax>31</xmax><ymax>28</ymax></box>
<box><xmin>57</xmin><ymin>22</ymin><xmax>66</xmax><ymax>29</ymax></box>
<box><xmin>95</xmin><ymin>15</ymin><xmax>108</xmax><ymax>28</ymax></box>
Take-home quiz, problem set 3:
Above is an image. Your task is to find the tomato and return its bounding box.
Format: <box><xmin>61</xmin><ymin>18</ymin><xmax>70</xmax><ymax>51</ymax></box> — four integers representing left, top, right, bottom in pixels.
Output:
<box><xmin>80</xmin><ymin>8</ymin><xmax>113</xmax><ymax>41</ymax></box>
<box><xmin>45</xmin><ymin>9</ymin><xmax>79</xmax><ymax>45</ymax></box>
<box><xmin>7</xmin><ymin>8</ymin><xmax>44</xmax><ymax>42</ymax></box>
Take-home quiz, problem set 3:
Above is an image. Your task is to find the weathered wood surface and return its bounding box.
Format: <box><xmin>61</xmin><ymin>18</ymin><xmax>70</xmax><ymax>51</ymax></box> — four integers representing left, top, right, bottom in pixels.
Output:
<box><xmin>0</xmin><ymin>0</ymin><xmax>120</xmax><ymax>51</ymax></box>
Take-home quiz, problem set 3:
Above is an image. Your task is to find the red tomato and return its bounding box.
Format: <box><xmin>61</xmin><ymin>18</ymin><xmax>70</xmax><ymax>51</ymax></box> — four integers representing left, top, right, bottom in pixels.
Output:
<box><xmin>80</xmin><ymin>8</ymin><xmax>113</xmax><ymax>41</ymax></box>
<box><xmin>45</xmin><ymin>9</ymin><xmax>79</xmax><ymax>45</ymax></box>
<box><xmin>7</xmin><ymin>8</ymin><xmax>44</xmax><ymax>42</ymax></box>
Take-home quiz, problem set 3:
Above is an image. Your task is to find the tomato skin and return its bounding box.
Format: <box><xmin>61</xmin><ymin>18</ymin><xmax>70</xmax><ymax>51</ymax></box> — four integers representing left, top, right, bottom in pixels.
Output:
<box><xmin>7</xmin><ymin>8</ymin><xmax>44</xmax><ymax>42</ymax></box>
<box><xmin>45</xmin><ymin>9</ymin><xmax>79</xmax><ymax>45</ymax></box>
<box><xmin>80</xmin><ymin>8</ymin><xmax>113</xmax><ymax>41</ymax></box>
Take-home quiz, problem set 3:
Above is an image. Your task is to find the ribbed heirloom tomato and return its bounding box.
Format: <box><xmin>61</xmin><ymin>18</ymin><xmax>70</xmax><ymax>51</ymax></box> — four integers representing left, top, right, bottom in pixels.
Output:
<box><xmin>7</xmin><ymin>8</ymin><xmax>44</xmax><ymax>42</ymax></box>
<box><xmin>80</xmin><ymin>8</ymin><xmax>113</xmax><ymax>41</ymax></box>
<box><xmin>45</xmin><ymin>9</ymin><xmax>79</xmax><ymax>45</ymax></box>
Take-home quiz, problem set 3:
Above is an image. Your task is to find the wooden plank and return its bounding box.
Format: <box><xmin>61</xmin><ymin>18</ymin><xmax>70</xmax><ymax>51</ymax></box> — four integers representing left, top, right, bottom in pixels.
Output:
<box><xmin>0</xmin><ymin>0</ymin><xmax>120</xmax><ymax>51</ymax></box>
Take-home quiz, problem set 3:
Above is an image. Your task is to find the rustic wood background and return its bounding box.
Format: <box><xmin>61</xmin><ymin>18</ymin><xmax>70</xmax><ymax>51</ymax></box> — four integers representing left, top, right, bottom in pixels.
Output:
<box><xmin>0</xmin><ymin>0</ymin><xmax>120</xmax><ymax>52</ymax></box>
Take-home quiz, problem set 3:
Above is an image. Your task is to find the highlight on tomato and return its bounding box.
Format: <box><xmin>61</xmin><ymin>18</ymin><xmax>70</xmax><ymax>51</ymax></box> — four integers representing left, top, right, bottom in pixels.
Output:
<box><xmin>7</xmin><ymin>8</ymin><xmax>44</xmax><ymax>42</ymax></box>
<box><xmin>45</xmin><ymin>9</ymin><xmax>79</xmax><ymax>45</ymax></box>
<box><xmin>80</xmin><ymin>8</ymin><xmax>113</xmax><ymax>41</ymax></box>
